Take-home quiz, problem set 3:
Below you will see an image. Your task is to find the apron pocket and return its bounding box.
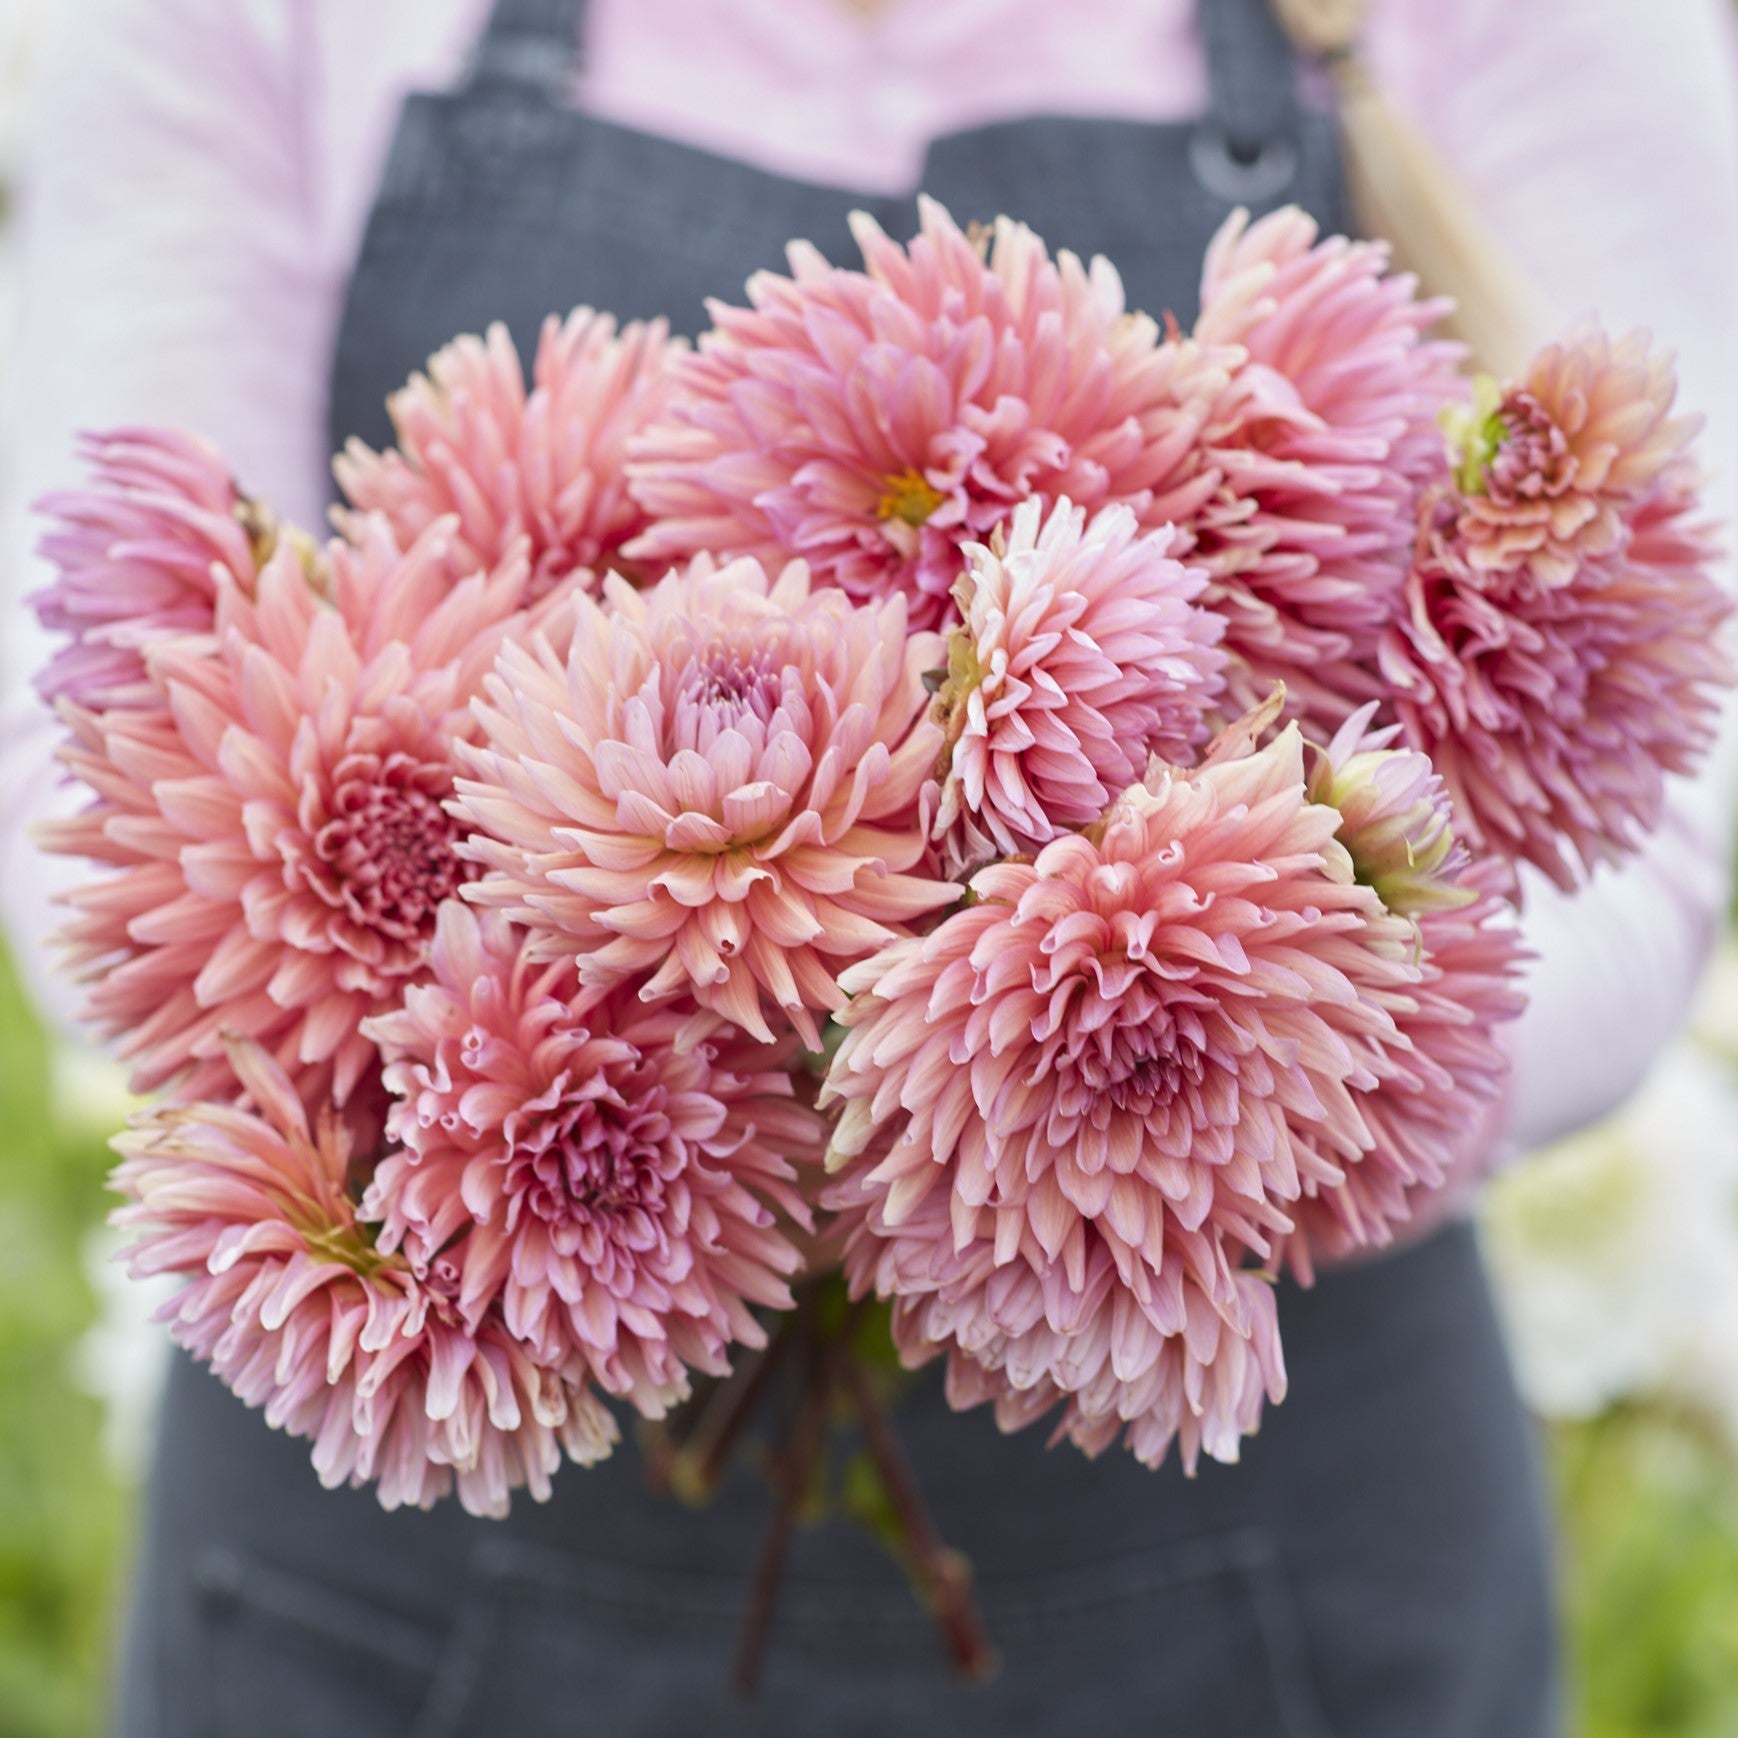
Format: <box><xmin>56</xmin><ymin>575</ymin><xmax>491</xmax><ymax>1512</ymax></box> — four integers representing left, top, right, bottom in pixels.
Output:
<box><xmin>192</xmin><ymin>1543</ymin><xmax>444</xmax><ymax>1738</ymax></box>
<box><xmin>410</xmin><ymin>1525</ymin><xmax>1336</xmax><ymax>1738</ymax></box>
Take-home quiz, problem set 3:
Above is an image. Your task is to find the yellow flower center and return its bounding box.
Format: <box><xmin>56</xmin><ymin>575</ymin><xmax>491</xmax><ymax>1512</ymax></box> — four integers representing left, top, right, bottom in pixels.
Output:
<box><xmin>234</xmin><ymin>493</ymin><xmax>328</xmax><ymax>599</ymax></box>
<box><xmin>931</xmin><ymin>623</ymin><xmax>985</xmax><ymax>772</ymax></box>
<box><xmin>877</xmin><ymin>469</ymin><xmax>946</xmax><ymax>528</ymax></box>
<box><xmin>297</xmin><ymin>1213</ymin><xmax>403</xmax><ymax>1282</ymax></box>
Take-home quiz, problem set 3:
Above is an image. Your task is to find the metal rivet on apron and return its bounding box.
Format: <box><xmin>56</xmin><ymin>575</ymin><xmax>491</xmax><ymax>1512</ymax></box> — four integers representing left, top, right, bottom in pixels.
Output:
<box><xmin>1188</xmin><ymin>127</ymin><xmax>1301</xmax><ymax>203</ymax></box>
<box><xmin>192</xmin><ymin>1544</ymin><xmax>246</xmax><ymax>1614</ymax></box>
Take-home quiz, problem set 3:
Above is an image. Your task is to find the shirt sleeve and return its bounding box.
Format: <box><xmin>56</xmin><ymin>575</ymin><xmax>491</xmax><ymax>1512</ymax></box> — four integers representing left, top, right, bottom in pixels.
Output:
<box><xmin>0</xmin><ymin>0</ymin><xmax>482</xmax><ymax>1030</ymax></box>
<box><xmin>0</xmin><ymin>0</ymin><xmax>323</xmax><ymax>1025</ymax></box>
<box><xmin>1367</xmin><ymin>0</ymin><xmax>1738</xmax><ymax>1152</ymax></box>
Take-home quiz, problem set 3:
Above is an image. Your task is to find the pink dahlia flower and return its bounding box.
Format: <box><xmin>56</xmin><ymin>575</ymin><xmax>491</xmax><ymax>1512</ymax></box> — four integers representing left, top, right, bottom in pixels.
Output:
<box><xmin>1190</xmin><ymin>208</ymin><xmax>1463</xmax><ymax>730</ymax></box>
<box><xmin>1280</xmin><ymin>712</ymin><xmax>1526</xmax><ymax>1271</ymax></box>
<box><xmin>1303</xmin><ymin>702</ymin><xmax>1475</xmax><ymax>919</ymax></box>
<box><xmin>930</xmin><ymin>496</ymin><xmax>1226</xmax><ymax>874</ymax></box>
<box><xmin>823</xmin><ymin>719</ymin><xmax>1426</xmax><ymax>1468</ymax></box>
<box><xmin>111</xmin><ymin>1039</ymin><xmax>617</xmax><ymax>1516</ymax></box>
<box><xmin>334</xmin><ymin>310</ymin><xmax>676</xmax><ymax>597</ymax></box>
<box><xmin>1380</xmin><ymin>452</ymin><xmax>1731</xmax><ymax>891</ymax></box>
<box><xmin>833</xmin><ymin>1167</ymin><xmax>1285</xmax><ymax>1475</ymax></box>
<box><xmin>1442</xmin><ymin>327</ymin><xmax>1699</xmax><ymax>589</ymax></box>
<box><xmin>360</xmin><ymin>902</ymin><xmax>823</xmax><ymax>1417</ymax></box>
<box><xmin>454</xmin><ymin>556</ymin><xmax>955</xmax><ymax>1047</ymax></box>
<box><xmin>42</xmin><ymin>516</ymin><xmax>538</xmax><ymax>1106</ymax></box>
<box><xmin>32</xmin><ymin>427</ymin><xmax>292</xmax><ymax>711</ymax></box>
<box><xmin>627</xmin><ymin>197</ymin><xmax>1230</xmax><ymax>631</ymax></box>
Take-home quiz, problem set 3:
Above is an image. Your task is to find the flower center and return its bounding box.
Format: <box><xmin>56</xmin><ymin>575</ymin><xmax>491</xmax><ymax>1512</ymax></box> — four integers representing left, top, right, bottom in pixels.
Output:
<box><xmin>684</xmin><ymin>643</ymin><xmax>781</xmax><ymax>719</ymax></box>
<box><xmin>313</xmin><ymin>750</ymin><xmax>474</xmax><ymax>945</ymax></box>
<box><xmin>930</xmin><ymin>625</ymin><xmax>986</xmax><ymax>769</ymax></box>
<box><xmin>877</xmin><ymin>468</ymin><xmax>946</xmax><ymax>528</ymax></box>
<box><xmin>1059</xmin><ymin>1014</ymin><xmax>1205</xmax><ymax>1116</ymax></box>
<box><xmin>510</xmin><ymin>1079</ymin><xmax>673</xmax><ymax>1241</ymax></box>
<box><xmin>667</xmin><ymin>637</ymin><xmax>799</xmax><ymax>764</ymax></box>
<box><xmin>1444</xmin><ymin>377</ymin><xmax>1571</xmax><ymax>503</ymax></box>
<box><xmin>294</xmin><ymin>1212</ymin><xmax>404</xmax><ymax>1283</ymax></box>
<box><xmin>1102</xmin><ymin>1050</ymin><xmax>1188</xmax><ymax>1112</ymax></box>
<box><xmin>1483</xmin><ymin>390</ymin><xmax>1573</xmax><ymax>505</ymax></box>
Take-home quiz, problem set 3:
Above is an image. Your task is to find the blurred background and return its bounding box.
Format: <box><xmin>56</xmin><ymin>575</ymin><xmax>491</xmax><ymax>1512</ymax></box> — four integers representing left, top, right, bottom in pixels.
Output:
<box><xmin>6</xmin><ymin>5</ymin><xmax>1738</xmax><ymax>1736</ymax></box>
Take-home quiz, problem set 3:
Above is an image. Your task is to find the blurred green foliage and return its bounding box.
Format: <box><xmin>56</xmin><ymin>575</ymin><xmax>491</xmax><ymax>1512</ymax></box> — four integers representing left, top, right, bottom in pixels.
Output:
<box><xmin>1556</xmin><ymin>1408</ymin><xmax>1738</xmax><ymax>1738</ymax></box>
<box><xmin>4</xmin><ymin>933</ymin><xmax>1738</xmax><ymax>1736</ymax></box>
<box><xmin>0</xmin><ymin>947</ymin><xmax>124</xmax><ymax>1738</ymax></box>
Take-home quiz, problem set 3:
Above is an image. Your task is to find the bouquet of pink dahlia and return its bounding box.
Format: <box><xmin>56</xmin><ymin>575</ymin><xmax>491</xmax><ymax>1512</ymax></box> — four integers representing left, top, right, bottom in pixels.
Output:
<box><xmin>30</xmin><ymin>206</ymin><xmax>1730</xmax><ymax>1677</ymax></box>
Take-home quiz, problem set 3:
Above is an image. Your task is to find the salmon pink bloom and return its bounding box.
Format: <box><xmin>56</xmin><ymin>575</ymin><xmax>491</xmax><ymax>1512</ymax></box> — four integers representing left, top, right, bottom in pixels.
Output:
<box><xmin>454</xmin><ymin>556</ymin><xmax>954</xmax><ymax>1047</ymax></box>
<box><xmin>1191</xmin><ymin>208</ymin><xmax>1463</xmax><ymax>729</ymax></box>
<box><xmin>930</xmin><ymin>496</ymin><xmax>1225</xmax><ymax>874</ymax></box>
<box><xmin>32</xmin><ymin>427</ymin><xmax>291</xmax><ymax>711</ymax></box>
<box><xmin>335</xmin><ymin>310</ymin><xmax>677</xmax><ymax>597</ymax></box>
<box><xmin>1381</xmin><ymin>452</ymin><xmax>1731</xmax><ymax>891</ymax></box>
<box><xmin>832</xmin><ymin>1167</ymin><xmax>1285</xmax><ymax>1476</ymax></box>
<box><xmin>824</xmin><ymin>718</ymin><xmax>1430</xmax><ymax>1468</ymax></box>
<box><xmin>361</xmin><ymin>903</ymin><xmax>823</xmax><ymax>1417</ymax></box>
<box><xmin>111</xmin><ymin>1040</ymin><xmax>617</xmax><ymax>1517</ymax></box>
<box><xmin>1442</xmin><ymin>327</ymin><xmax>1699</xmax><ymax>589</ymax></box>
<box><xmin>41</xmin><ymin>517</ymin><xmax>539</xmax><ymax>1106</ymax></box>
<box><xmin>627</xmin><ymin>197</ymin><xmax>1229</xmax><ymax>631</ymax></box>
<box><xmin>1281</xmin><ymin>713</ymin><xmax>1526</xmax><ymax>1270</ymax></box>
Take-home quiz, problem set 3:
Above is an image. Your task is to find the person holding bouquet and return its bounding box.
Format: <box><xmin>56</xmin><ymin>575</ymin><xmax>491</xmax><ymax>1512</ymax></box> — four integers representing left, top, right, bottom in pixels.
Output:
<box><xmin>3</xmin><ymin>1</ymin><xmax>1736</xmax><ymax>1734</ymax></box>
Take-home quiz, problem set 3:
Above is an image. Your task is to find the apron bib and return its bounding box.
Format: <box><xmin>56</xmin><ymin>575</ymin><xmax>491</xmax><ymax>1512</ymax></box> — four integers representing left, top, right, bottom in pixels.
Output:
<box><xmin>115</xmin><ymin>5</ymin><xmax>1560</xmax><ymax>1733</ymax></box>
<box><xmin>326</xmin><ymin>0</ymin><xmax>1347</xmax><ymax>458</ymax></box>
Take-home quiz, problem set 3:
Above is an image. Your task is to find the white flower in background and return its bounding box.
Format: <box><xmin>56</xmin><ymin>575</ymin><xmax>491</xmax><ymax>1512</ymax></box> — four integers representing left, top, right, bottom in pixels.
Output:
<box><xmin>74</xmin><ymin>1223</ymin><xmax>172</xmax><ymax>1483</ymax></box>
<box><xmin>52</xmin><ymin>1045</ymin><xmax>172</xmax><ymax>1481</ymax></box>
<box><xmin>1684</xmin><ymin>940</ymin><xmax>1738</xmax><ymax>1067</ymax></box>
<box><xmin>1484</xmin><ymin>944</ymin><xmax>1738</xmax><ymax>1438</ymax></box>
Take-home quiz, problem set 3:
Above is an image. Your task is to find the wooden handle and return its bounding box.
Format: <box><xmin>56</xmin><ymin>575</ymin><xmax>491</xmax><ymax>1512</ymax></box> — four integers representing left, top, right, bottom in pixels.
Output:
<box><xmin>1273</xmin><ymin>0</ymin><xmax>1550</xmax><ymax>377</ymax></box>
<box><xmin>1270</xmin><ymin>0</ymin><xmax>1369</xmax><ymax>60</ymax></box>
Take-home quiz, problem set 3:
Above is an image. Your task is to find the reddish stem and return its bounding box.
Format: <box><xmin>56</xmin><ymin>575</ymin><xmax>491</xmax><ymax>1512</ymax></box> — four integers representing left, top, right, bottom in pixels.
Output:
<box><xmin>671</xmin><ymin>1324</ymin><xmax>795</xmax><ymax>1505</ymax></box>
<box><xmin>842</xmin><ymin>1354</ymin><xmax>999</xmax><ymax>1683</ymax></box>
<box><xmin>732</xmin><ymin>1301</ymin><xmax>840</xmax><ymax>1698</ymax></box>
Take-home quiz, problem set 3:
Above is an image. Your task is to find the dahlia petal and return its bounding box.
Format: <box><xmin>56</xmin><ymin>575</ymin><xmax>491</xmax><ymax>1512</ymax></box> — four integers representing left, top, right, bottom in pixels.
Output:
<box><xmin>112</xmin><ymin>1040</ymin><xmax>609</xmax><ymax>1514</ymax></box>
<box><xmin>336</xmin><ymin>310</ymin><xmax>677</xmax><ymax>597</ymax></box>
<box><xmin>451</xmin><ymin>554</ymin><xmax>949</xmax><ymax>1037</ymax></box>
<box><xmin>825</xmin><ymin>713</ymin><xmax>1461</xmax><ymax>1470</ymax></box>
<box><xmin>363</xmin><ymin>908</ymin><xmax>824</xmax><ymax>1418</ymax></box>
<box><xmin>39</xmin><ymin>512</ymin><xmax>541</xmax><ymax>1105</ymax></box>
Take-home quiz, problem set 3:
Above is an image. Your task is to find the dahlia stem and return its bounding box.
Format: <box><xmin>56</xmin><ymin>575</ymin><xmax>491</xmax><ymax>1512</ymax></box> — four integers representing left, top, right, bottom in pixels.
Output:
<box><xmin>639</xmin><ymin>1385</ymin><xmax>711</xmax><ymax>1498</ymax></box>
<box><xmin>732</xmin><ymin>1297</ymin><xmax>837</xmax><ymax>1698</ymax></box>
<box><xmin>670</xmin><ymin>1322</ymin><xmax>796</xmax><ymax>1504</ymax></box>
<box><xmin>638</xmin><ymin>1418</ymin><xmax>679</xmax><ymax>1499</ymax></box>
<box><xmin>841</xmin><ymin>1353</ymin><xmax>999</xmax><ymax>1683</ymax></box>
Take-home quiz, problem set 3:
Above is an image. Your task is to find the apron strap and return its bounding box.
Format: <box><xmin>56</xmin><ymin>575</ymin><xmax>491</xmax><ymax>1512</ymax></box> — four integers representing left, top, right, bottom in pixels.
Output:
<box><xmin>469</xmin><ymin>0</ymin><xmax>590</xmax><ymax>91</ymax></box>
<box><xmin>463</xmin><ymin>0</ymin><xmax>1301</xmax><ymax>191</ymax></box>
<box><xmin>1198</xmin><ymin>0</ymin><xmax>1302</xmax><ymax>160</ymax></box>
<box><xmin>1194</xmin><ymin>0</ymin><xmax>1305</xmax><ymax>199</ymax></box>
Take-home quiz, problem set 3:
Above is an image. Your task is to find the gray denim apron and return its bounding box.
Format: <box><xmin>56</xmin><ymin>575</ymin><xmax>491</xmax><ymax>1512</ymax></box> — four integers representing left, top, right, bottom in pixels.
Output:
<box><xmin>114</xmin><ymin>2</ymin><xmax>1562</xmax><ymax>1733</ymax></box>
